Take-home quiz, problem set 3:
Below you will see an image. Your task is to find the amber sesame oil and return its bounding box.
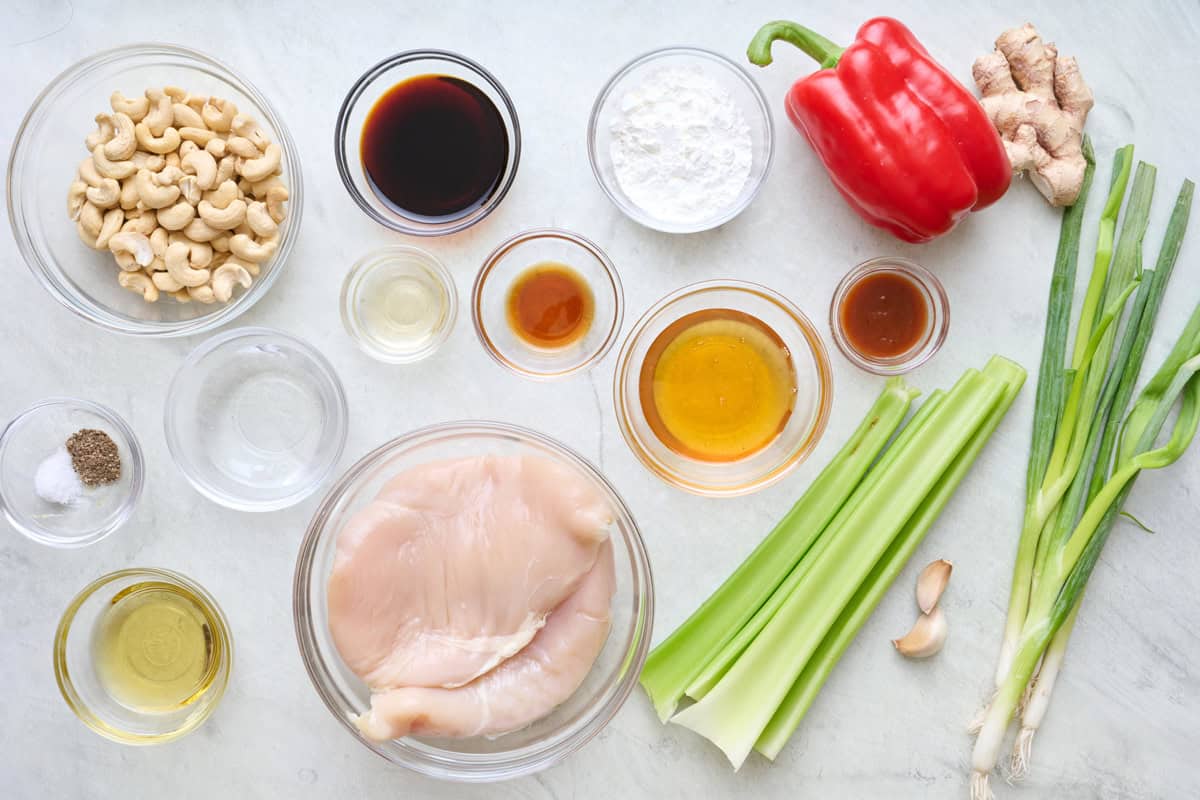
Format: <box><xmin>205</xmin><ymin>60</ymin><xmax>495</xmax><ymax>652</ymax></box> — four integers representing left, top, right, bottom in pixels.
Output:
<box><xmin>91</xmin><ymin>581</ymin><xmax>219</xmax><ymax>712</ymax></box>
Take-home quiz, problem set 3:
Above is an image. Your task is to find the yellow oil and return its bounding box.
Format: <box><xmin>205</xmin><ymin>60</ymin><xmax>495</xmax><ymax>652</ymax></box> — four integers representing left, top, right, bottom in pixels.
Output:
<box><xmin>639</xmin><ymin>308</ymin><xmax>797</xmax><ymax>462</ymax></box>
<box><xmin>91</xmin><ymin>582</ymin><xmax>217</xmax><ymax>713</ymax></box>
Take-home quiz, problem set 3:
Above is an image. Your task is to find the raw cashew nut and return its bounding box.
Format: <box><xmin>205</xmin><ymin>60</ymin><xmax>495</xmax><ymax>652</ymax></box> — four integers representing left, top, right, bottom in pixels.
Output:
<box><xmin>170</xmin><ymin>288</ymin><xmax>191</xmax><ymax>303</ymax></box>
<box><xmin>152</xmin><ymin>270</ymin><xmax>184</xmax><ymax>292</ymax></box>
<box><xmin>179</xmin><ymin>139</ymin><xmax>198</xmax><ymax>159</ymax></box>
<box><xmin>134</xmin><ymin>122</ymin><xmax>181</xmax><ymax>155</ymax></box>
<box><xmin>178</xmin><ymin>126</ymin><xmax>217</xmax><ymax>147</ymax></box>
<box><xmin>229</xmin><ymin>233</ymin><xmax>277</xmax><ymax>263</ymax></box>
<box><xmin>198</xmin><ymin>198</ymin><xmax>247</xmax><ymax>230</ymax></box>
<box><xmin>265</xmin><ymin>186</ymin><xmax>288</xmax><ymax>223</ymax></box>
<box><xmin>178</xmin><ymin>175</ymin><xmax>201</xmax><ymax>206</ymax></box>
<box><xmin>171</xmin><ymin>102</ymin><xmax>204</xmax><ymax>129</ymax></box>
<box><xmin>118</xmin><ymin>176</ymin><xmax>140</xmax><ymax>209</ymax></box>
<box><xmin>183</xmin><ymin>217</ymin><xmax>221</xmax><ymax>242</ymax></box>
<box><xmin>167</xmin><ymin>233</ymin><xmax>213</xmax><ymax>267</ymax></box>
<box><xmin>212</xmin><ymin>261</ymin><xmax>253</xmax><ymax>302</ymax></box>
<box><xmin>238</xmin><ymin>143</ymin><xmax>281</xmax><ymax>183</ymax></box>
<box><xmin>103</xmin><ymin>112</ymin><xmax>137</xmax><ymax>161</ymax></box>
<box><xmin>108</xmin><ymin>231</ymin><xmax>154</xmax><ymax>267</ymax></box>
<box><xmin>149</xmin><ymin>226</ymin><xmax>169</xmax><ymax>257</ymax></box>
<box><xmin>181</xmin><ymin>149</ymin><xmax>218</xmax><ymax>189</ymax></box>
<box><xmin>121</xmin><ymin>211</ymin><xmax>158</xmax><ymax>236</ymax></box>
<box><xmin>211</xmin><ymin>233</ymin><xmax>231</xmax><ymax>253</ymax></box>
<box><xmin>143</xmin><ymin>89</ymin><xmax>174</xmax><ymax>136</ymax></box>
<box><xmin>205</xmin><ymin>179</ymin><xmax>239</xmax><ymax>209</ymax></box>
<box><xmin>165</xmin><ymin>151</ymin><xmax>181</xmax><ymax>170</ymax></box>
<box><xmin>205</xmin><ymin>137</ymin><xmax>228</xmax><ymax>158</ymax></box>
<box><xmin>67</xmin><ymin>181</ymin><xmax>88</xmax><ymax>219</ymax></box>
<box><xmin>226</xmin><ymin>136</ymin><xmax>261</xmax><ymax>159</ymax></box>
<box><xmin>154</xmin><ymin>201</ymin><xmax>194</xmax><ymax>230</ymax></box>
<box><xmin>231</xmin><ymin>115</ymin><xmax>270</xmax><ymax>151</ymax></box>
<box><xmin>245</xmin><ymin>201</ymin><xmax>278</xmax><ymax>238</ymax></box>
<box><xmin>133</xmin><ymin>168</ymin><xmax>181</xmax><ymax>209</ymax></box>
<box><xmin>86</xmin><ymin>178</ymin><xmax>121</xmax><ymax>209</ymax></box>
<box><xmin>117</xmin><ymin>270</ymin><xmax>159</xmax><ymax>302</ymax></box>
<box><xmin>110</xmin><ymin>91</ymin><xmax>149</xmax><ymax>121</ymax></box>
<box><xmin>130</xmin><ymin>151</ymin><xmax>166</xmax><ymax>171</ymax></box>
<box><xmin>154</xmin><ymin>165</ymin><xmax>185</xmax><ymax>186</ymax></box>
<box><xmin>85</xmin><ymin>114</ymin><xmax>115</xmax><ymax>151</ymax></box>
<box><xmin>187</xmin><ymin>283</ymin><xmax>216</xmax><ymax>304</ymax></box>
<box><xmin>215</xmin><ymin>155</ymin><xmax>236</xmax><ymax>186</ymax></box>
<box><xmin>91</xmin><ymin>144</ymin><xmax>137</xmax><ymax>180</ymax></box>
<box><xmin>164</xmin><ymin>241</ymin><xmax>211</xmax><ymax>287</ymax></box>
<box><xmin>78</xmin><ymin>157</ymin><xmax>105</xmax><ymax>188</ymax></box>
<box><xmin>76</xmin><ymin>220</ymin><xmax>99</xmax><ymax>249</ymax></box>
<box><xmin>78</xmin><ymin>202</ymin><xmax>104</xmax><ymax>238</ymax></box>
<box><xmin>95</xmin><ymin>208</ymin><xmax>124</xmax><ymax>250</ymax></box>
<box><xmin>185</xmin><ymin>94</ymin><xmax>207</xmax><ymax>113</ymax></box>
<box><xmin>201</xmin><ymin>98</ymin><xmax>237</xmax><ymax>132</ymax></box>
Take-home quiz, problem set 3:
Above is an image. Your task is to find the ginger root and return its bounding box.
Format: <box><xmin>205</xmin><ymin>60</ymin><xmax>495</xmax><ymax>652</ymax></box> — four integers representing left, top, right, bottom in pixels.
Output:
<box><xmin>973</xmin><ymin>24</ymin><xmax>1093</xmax><ymax>207</ymax></box>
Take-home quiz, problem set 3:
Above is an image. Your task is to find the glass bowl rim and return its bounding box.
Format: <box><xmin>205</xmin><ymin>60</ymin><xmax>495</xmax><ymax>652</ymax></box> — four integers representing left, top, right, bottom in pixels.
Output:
<box><xmin>53</xmin><ymin>566</ymin><xmax>233</xmax><ymax>745</ymax></box>
<box><xmin>162</xmin><ymin>325</ymin><xmax>350</xmax><ymax>512</ymax></box>
<box><xmin>828</xmin><ymin>256</ymin><xmax>951</xmax><ymax>375</ymax></box>
<box><xmin>292</xmin><ymin>419</ymin><xmax>655</xmax><ymax>782</ymax></box>
<box><xmin>586</xmin><ymin>45</ymin><xmax>775</xmax><ymax>234</ymax></box>
<box><xmin>6</xmin><ymin>41</ymin><xmax>304</xmax><ymax>338</ymax></box>
<box><xmin>471</xmin><ymin>227</ymin><xmax>625</xmax><ymax>381</ymax></box>
<box><xmin>339</xmin><ymin>244</ymin><xmax>459</xmax><ymax>364</ymax></box>
<box><xmin>614</xmin><ymin>279</ymin><xmax>834</xmax><ymax>497</ymax></box>
<box><xmin>333</xmin><ymin>48</ymin><xmax>522</xmax><ymax>237</ymax></box>
<box><xmin>0</xmin><ymin>395</ymin><xmax>145</xmax><ymax>548</ymax></box>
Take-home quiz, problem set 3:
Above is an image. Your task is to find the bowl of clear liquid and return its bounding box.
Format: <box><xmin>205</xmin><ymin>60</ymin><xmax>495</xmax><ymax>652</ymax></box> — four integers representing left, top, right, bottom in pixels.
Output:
<box><xmin>164</xmin><ymin>327</ymin><xmax>349</xmax><ymax>511</ymax></box>
<box><xmin>340</xmin><ymin>246</ymin><xmax>457</xmax><ymax>363</ymax></box>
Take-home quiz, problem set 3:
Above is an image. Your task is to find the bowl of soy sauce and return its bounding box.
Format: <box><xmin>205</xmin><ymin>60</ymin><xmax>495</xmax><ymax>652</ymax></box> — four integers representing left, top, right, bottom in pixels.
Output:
<box><xmin>335</xmin><ymin>50</ymin><xmax>521</xmax><ymax>236</ymax></box>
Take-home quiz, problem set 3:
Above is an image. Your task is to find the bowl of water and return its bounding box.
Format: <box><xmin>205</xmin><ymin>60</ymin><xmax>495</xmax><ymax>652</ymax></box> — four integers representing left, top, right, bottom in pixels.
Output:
<box><xmin>164</xmin><ymin>327</ymin><xmax>348</xmax><ymax>511</ymax></box>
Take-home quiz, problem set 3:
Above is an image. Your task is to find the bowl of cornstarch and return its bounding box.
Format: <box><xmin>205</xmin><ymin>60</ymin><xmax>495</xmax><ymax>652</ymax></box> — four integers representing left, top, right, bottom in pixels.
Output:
<box><xmin>588</xmin><ymin>46</ymin><xmax>774</xmax><ymax>234</ymax></box>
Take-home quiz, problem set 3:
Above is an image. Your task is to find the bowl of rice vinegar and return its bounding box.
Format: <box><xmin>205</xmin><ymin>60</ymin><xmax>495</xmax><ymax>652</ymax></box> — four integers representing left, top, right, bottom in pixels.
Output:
<box><xmin>54</xmin><ymin>567</ymin><xmax>232</xmax><ymax>744</ymax></box>
<box><xmin>615</xmin><ymin>281</ymin><xmax>832</xmax><ymax>496</ymax></box>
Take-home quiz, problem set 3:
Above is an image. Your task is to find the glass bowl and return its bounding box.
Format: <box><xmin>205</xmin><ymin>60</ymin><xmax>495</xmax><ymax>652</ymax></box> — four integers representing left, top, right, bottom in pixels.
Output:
<box><xmin>340</xmin><ymin>245</ymin><xmax>458</xmax><ymax>364</ymax></box>
<box><xmin>587</xmin><ymin>46</ymin><xmax>774</xmax><ymax>234</ymax></box>
<box><xmin>0</xmin><ymin>397</ymin><xmax>144</xmax><ymax>548</ymax></box>
<box><xmin>334</xmin><ymin>50</ymin><xmax>521</xmax><ymax>236</ymax></box>
<box><xmin>7</xmin><ymin>43</ymin><xmax>303</xmax><ymax>337</ymax></box>
<box><xmin>829</xmin><ymin>257</ymin><xmax>950</xmax><ymax>375</ymax></box>
<box><xmin>472</xmin><ymin>228</ymin><xmax>623</xmax><ymax>379</ymax></box>
<box><xmin>293</xmin><ymin>421</ymin><xmax>653</xmax><ymax>782</ymax></box>
<box><xmin>164</xmin><ymin>327</ymin><xmax>349</xmax><ymax>511</ymax></box>
<box><xmin>54</xmin><ymin>567</ymin><xmax>232</xmax><ymax>744</ymax></box>
<box><xmin>615</xmin><ymin>280</ymin><xmax>833</xmax><ymax>497</ymax></box>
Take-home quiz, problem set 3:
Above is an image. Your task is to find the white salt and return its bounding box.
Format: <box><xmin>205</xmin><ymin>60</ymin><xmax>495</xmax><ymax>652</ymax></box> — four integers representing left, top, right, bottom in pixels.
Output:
<box><xmin>35</xmin><ymin>446</ymin><xmax>83</xmax><ymax>505</ymax></box>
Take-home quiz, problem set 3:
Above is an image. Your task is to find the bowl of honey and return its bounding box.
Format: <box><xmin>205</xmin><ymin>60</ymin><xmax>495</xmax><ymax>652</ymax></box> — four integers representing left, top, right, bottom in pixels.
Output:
<box><xmin>472</xmin><ymin>228</ymin><xmax>623</xmax><ymax>380</ymax></box>
<box><xmin>615</xmin><ymin>280</ymin><xmax>832</xmax><ymax>497</ymax></box>
<box><xmin>335</xmin><ymin>50</ymin><xmax>521</xmax><ymax>236</ymax></box>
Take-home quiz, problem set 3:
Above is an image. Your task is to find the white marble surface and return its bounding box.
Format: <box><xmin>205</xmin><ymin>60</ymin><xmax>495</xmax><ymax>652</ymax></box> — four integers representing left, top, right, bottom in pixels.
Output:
<box><xmin>3</xmin><ymin>1</ymin><xmax>1199</xmax><ymax>797</ymax></box>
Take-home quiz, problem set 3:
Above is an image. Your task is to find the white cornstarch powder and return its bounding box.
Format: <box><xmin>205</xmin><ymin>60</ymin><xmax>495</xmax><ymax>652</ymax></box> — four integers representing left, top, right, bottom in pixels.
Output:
<box><xmin>610</xmin><ymin>66</ymin><xmax>754</xmax><ymax>225</ymax></box>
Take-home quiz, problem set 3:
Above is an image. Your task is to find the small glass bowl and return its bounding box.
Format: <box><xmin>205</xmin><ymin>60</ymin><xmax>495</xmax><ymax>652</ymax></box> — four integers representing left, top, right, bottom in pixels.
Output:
<box><xmin>164</xmin><ymin>327</ymin><xmax>349</xmax><ymax>511</ymax></box>
<box><xmin>334</xmin><ymin>50</ymin><xmax>521</xmax><ymax>236</ymax></box>
<box><xmin>472</xmin><ymin>228</ymin><xmax>623</xmax><ymax>380</ymax></box>
<box><xmin>0</xmin><ymin>398</ymin><xmax>144</xmax><ymax>548</ymax></box>
<box><xmin>340</xmin><ymin>246</ymin><xmax>458</xmax><ymax>364</ymax></box>
<box><xmin>294</xmin><ymin>421</ymin><xmax>653</xmax><ymax>782</ymax></box>
<box><xmin>7</xmin><ymin>43</ymin><xmax>303</xmax><ymax>337</ymax></box>
<box><xmin>54</xmin><ymin>567</ymin><xmax>232</xmax><ymax>744</ymax></box>
<box><xmin>588</xmin><ymin>46</ymin><xmax>774</xmax><ymax>234</ymax></box>
<box><xmin>615</xmin><ymin>280</ymin><xmax>833</xmax><ymax>497</ymax></box>
<box><xmin>829</xmin><ymin>257</ymin><xmax>950</xmax><ymax>375</ymax></box>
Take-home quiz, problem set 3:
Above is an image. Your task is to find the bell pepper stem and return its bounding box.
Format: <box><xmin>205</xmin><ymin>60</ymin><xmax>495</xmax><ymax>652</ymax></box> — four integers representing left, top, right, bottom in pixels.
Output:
<box><xmin>748</xmin><ymin>20</ymin><xmax>846</xmax><ymax>70</ymax></box>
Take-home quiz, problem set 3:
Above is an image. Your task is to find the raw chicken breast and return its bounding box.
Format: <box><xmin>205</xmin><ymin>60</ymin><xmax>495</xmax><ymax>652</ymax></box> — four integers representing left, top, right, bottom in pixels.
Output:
<box><xmin>355</xmin><ymin>540</ymin><xmax>616</xmax><ymax>740</ymax></box>
<box><xmin>328</xmin><ymin>455</ymin><xmax>611</xmax><ymax>690</ymax></box>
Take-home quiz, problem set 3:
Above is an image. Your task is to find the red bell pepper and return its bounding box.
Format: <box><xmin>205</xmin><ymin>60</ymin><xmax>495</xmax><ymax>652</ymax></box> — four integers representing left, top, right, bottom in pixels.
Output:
<box><xmin>748</xmin><ymin>17</ymin><xmax>1011</xmax><ymax>243</ymax></box>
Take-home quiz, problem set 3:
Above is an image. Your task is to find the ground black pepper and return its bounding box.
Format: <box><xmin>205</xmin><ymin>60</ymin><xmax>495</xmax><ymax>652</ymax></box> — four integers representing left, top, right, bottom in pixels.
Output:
<box><xmin>65</xmin><ymin>428</ymin><xmax>121</xmax><ymax>487</ymax></box>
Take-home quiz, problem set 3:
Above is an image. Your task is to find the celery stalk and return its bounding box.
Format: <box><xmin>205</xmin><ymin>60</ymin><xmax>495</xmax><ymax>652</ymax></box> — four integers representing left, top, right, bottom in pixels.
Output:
<box><xmin>672</xmin><ymin>366</ymin><xmax>1010</xmax><ymax>768</ymax></box>
<box><xmin>638</xmin><ymin>378</ymin><xmax>919</xmax><ymax>721</ymax></box>
<box><xmin>756</xmin><ymin>355</ymin><xmax>1025</xmax><ymax>760</ymax></box>
<box><xmin>684</xmin><ymin>389</ymin><xmax>947</xmax><ymax>702</ymax></box>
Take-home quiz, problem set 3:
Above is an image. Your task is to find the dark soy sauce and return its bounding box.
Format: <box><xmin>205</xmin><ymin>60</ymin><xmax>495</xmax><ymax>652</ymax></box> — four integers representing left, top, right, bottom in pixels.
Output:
<box><xmin>360</xmin><ymin>75</ymin><xmax>509</xmax><ymax>220</ymax></box>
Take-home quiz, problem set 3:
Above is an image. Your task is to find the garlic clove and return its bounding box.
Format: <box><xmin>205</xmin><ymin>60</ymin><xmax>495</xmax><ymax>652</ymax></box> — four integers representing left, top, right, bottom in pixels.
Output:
<box><xmin>892</xmin><ymin>606</ymin><xmax>947</xmax><ymax>658</ymax></box>
<box><xmin>916</xmin><ymin>558</ymin><xmax>953</xmax><ymax>614</ymax></box>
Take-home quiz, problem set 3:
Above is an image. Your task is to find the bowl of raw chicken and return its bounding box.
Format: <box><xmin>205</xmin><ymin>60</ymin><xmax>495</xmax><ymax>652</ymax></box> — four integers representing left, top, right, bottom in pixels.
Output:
<box><xmin>293</xmin><ymin>421</ymin><xmax>654</xmax><ymax>781</ymax></box>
